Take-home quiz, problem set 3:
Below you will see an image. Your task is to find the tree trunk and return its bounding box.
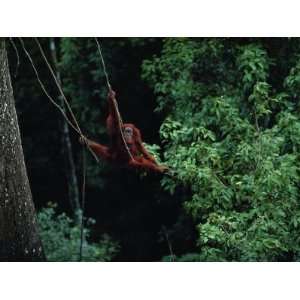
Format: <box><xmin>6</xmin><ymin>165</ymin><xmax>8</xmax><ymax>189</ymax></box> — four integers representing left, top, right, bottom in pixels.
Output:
<box><xmin>49</xmin><ymin>38</ymin><xmax>81</xmax><ymax>219</ymax></box>
<box><xmin>0</xmin><ymin>39</ymin><xmax>45</xmax><ymax>261</ymax></box>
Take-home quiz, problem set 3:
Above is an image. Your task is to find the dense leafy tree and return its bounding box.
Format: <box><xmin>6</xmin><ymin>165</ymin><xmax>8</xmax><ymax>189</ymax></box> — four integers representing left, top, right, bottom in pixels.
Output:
<box><xmin>142</xmin><ymin>38</ymin><xmax>300</xmax><ymax>261</ymax></box>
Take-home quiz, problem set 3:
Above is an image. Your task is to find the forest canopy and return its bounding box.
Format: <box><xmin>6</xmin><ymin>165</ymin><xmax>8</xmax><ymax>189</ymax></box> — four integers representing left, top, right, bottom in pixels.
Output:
<box><xmin>6</xmin><ymin>37</ymin><xmax>300</xmax><ymax>261</ymax></box>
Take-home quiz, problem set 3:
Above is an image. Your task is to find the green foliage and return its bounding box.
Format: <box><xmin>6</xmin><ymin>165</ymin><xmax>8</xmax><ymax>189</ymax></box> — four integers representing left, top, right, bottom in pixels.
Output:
<box><xmin>14</xmin><ymin>37</ymin><xmax>300</xmax><ymax>261</ymax></box>
<box><xmin>143</xmin><ymin>38</ymin><xmax>300</xmax><ymax>261</ymax></box>
<box><xmin>236</xmin><ymin>44</ymin><xmax>270</xmax><ymax>92</ymax></box>
<box><xmin>142</xmin><ymin>142</ymin><xmax>163</xmax><ymax>164</ymax></box>
<box><xmin>37</xmin><ymin>205</ymin><xmax>119</xmax><ymax>261</ymax></box>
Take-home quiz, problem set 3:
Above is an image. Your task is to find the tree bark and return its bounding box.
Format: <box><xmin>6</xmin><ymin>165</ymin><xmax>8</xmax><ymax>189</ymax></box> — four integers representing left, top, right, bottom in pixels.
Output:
<box><xmin>0</xmin><ymin>39</ymin><xmax>45</xmax><ymax>261</ymax></box>
<box><xmin>49</xmin><ymin>38</ymin><xmax>80</xmax><ymax>219</ymax></box>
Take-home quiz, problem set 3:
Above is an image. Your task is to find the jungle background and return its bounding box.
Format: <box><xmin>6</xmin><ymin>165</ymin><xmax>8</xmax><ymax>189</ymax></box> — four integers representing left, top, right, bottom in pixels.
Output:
<box><xmin>7</xmin><ymin>37</ymin><xmax>300</xmax><ymax>261</ymax></box>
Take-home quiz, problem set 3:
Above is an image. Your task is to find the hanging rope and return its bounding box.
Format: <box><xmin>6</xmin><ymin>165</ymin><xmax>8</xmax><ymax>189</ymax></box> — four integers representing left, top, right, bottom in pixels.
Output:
<box><xmin>20</xmin><ymin>37</ymin><xmax>99</xmax><ymax>163</ymax></box>
<box><xmin>94</xmin><ymin>37</ymin><xmax>111</xmax><ymax>90</ymax></box>
<box><xmin>34</xmin><ymin>38</ymin><xmax>83</xmax><ymax>136</ymax></box>
<box><xmin>9</xmin><ymin>38</ymin><xmax>20</xmax><ymax>78</ymax></box>
<box><xmin>94</xmin><ymin>37</ymin><xmax>134</xmax><ymax>161</ymax></box>
<box><xmin>34</xmin><ymin>38</ymin><xmax>100</xmax><ymax>162</ymax></box>
<box><xmin>94</xmin><ymin>37</ymin><xmax>123</xmax><ymax>124</ymax></box>
<box><xmin>79</xmin><ymin>146</ymin><xmax>86</xmax><ymax>261</ymax></box>
<box><xmin>18</xmin><ymin>38</ymin><xmax>81</xmax><ymax>135</ymax></box>
<box><xmin>162</xmin><ymin>226</ymin><xmax>175</xmax><ymax>262</ymax></box>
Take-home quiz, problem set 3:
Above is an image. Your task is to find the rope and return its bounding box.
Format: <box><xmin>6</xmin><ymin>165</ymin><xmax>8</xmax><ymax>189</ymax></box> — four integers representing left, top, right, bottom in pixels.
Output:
<box><xmin>9</xmin><ymin>38</ymin><xmax>20</xmax><ymax>78</ymax></box>
<box><xmin>79</xmin><ymin>146</ymin><xmax>86</xmax><ymax>261</ymax></box>
<box><xmin>162</xmin><ymin>226</ymin><xmax>175</xmax><ymax>262</ymax></box>
<box><xmin>34</xmin><ymin>38</ymin><xmax>83</xmax><ymax>136</ymax></box>
<box><xmin>26</xmin><ymin>38</ymin><xmax>99</xmax><ymax>162</ymax></box>
<box><xmin>94</xmin><ymin>38</ymin><xmax>111</xmax><ymax>90</ymax></box>
<box><xmin>34</xmin><ymin>37</ymin><xmax>99</xmax><ymax>162</ymax></box>
<box><xmin>94</xmin><ymin>38</ymin><xmax>134</xmax><ymax>161</ymax></box>
<box><xmin>18</xmin><ymin>38</ymin><xmax>82</xmax><ymax>135</ymax></box>
<box><xmin>94</xmin><ymin>38</ymin><xmax>124</xmax><ymax>124</ymax></box>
